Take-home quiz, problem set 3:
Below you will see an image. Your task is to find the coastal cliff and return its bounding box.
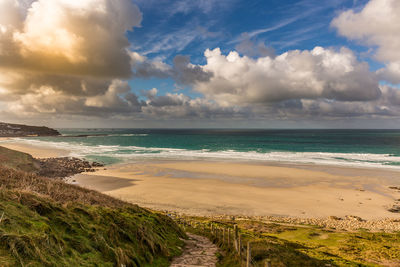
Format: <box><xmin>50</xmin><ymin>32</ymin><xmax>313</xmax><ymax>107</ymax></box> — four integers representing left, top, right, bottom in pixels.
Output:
<box><xmin>0</xmin><ymin>122</ymin><xmax>60</xmax><ymax>137</ymax></box>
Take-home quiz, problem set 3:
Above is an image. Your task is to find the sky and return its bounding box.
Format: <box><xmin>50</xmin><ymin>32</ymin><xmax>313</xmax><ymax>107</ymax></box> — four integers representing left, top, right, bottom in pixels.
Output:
<box><xmin>0</xmin><ymin>0</ymin><xmax>400</xmax><ymax>128</ymax></box>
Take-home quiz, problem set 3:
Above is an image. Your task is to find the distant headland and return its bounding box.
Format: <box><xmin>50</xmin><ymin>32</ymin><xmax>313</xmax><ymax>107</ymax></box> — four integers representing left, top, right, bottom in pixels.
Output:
<box><xmin>0</xmin><ymin>122</ymin><xmax>60</xmax><ymax>137</ymax></box>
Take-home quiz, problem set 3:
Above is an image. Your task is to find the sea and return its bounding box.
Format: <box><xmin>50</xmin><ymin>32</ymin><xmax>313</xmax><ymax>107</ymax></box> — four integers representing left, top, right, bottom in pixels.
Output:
<box><xmin>4</xmin><ymin>129</ymin><xmax>400</xmax><ymax>169</ymax></box>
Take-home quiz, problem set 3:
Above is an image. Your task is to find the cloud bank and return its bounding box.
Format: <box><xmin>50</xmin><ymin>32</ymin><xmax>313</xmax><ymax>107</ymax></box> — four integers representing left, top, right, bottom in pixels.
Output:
<box><xmin>0</xmin><ymin>0</ymin><xmax>144</xmax><ymax>118</ymax></box>
<box><xmin>194</xmin><ymin>47</ymin><xmax>380</xmax><ymax>106</ymax></box>
<box><xmin>0</xmin><ymin>0</ymin><xmax>400</xmax><ymax>127</ymax></box>
<box><xmin>0</xmin><ymin>0</ymin><xmax>141</xmax><ymax>78</ymax></box>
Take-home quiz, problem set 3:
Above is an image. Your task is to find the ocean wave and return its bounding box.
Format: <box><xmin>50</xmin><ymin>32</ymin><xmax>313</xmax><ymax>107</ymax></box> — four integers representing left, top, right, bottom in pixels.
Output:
<box><xmin>4</xmin><ymin>138</ymin><xmax>400</xmax><ymax>169</ymax></box>
<box><xmin>106</xmin><ymin>134</ymin><xmax>148</xmax><ymax>137</ymax></box>
<box><xmin>61</xmin><ymin>133</ymin><xmax>149</xmax><ymax>138</ymax></box>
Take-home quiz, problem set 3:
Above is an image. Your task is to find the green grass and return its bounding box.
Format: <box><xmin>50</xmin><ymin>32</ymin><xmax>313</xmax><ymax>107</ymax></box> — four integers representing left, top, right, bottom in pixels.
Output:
<box><xmin>270</xmin><ymin>227</ymin><xmax>400</xmax><ymax>266</ymax></box>
<box><xmin>179</xmin><ymin>217</ymin><xmax>400</xmax><ymax>267</ymax></box>
<box><xmin>0</xmin><ymin>162</ymin><xmax>186</xmax><ymax>266</ymax></box>
<box><xmin>0</xmin><ymin>146</ymin><xmax>38</xmax><ymax>172</ymax></box>
<box><xmin>0</xmin><ymin>189</ymin><xmax>185</xmax><ymax>266</ymax></box>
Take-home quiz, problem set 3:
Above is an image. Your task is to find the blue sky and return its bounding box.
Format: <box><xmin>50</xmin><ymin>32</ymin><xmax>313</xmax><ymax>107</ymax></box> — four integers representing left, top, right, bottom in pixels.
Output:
<box><xmin>130</xmin><ymin>0</ymin><xmax>368</xmax><ymax>60</ymax></box>
<box><xmin>128</xmin><ymin>0</ymin><xmax>375</xmax><ymax>96</ymax></box>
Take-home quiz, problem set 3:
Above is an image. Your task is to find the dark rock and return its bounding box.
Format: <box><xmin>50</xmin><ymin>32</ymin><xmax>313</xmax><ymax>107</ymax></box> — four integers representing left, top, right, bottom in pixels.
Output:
<box><xmin>388</xmin><ymin>205</ymin><xmax>400</xmax><ymax>213</ymax></box>
<box><xmin>36</xmin><ymin>157</ymin><xmax>103</xmax><ymax>179</ymax></box>
<box><xmin>91</xmin><ymin>162</ymin><xmax>105</xmax><ymax>167</ymax></box>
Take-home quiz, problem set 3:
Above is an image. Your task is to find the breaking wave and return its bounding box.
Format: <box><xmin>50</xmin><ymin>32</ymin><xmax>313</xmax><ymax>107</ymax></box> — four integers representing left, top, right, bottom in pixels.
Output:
<box><xmin>3</xmin><ymin>138</ymin><xmax>400</xmax><ymax>169</ymax></box>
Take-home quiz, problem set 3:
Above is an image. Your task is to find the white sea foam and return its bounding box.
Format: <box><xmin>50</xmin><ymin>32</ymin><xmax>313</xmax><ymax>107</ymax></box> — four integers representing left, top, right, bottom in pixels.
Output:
<box><xmin>3</xmin><ymin>138</ymin><xmax>400</xmax><ymax>169</ymax></box>
<box><xmin>63</xmin><ymin>134</ymin><xmax>149</xmax><ymax>138</ymax></box>
<box><xmin>110</xmin><ymin>134</ymin><xmax>148</xmax><ymax>137</ymax></box>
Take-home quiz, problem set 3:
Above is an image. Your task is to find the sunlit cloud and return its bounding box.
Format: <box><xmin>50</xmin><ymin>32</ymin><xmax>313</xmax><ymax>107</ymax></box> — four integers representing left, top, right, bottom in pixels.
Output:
<box><xmin>0</xmin><ymin>0</ymin><xmax>400</xmax><ymax>127</ymax></box>
<box><xmin>332</xmin><ymin>0</ymin><xmax>400</xmax><ymax>84</ymax></box>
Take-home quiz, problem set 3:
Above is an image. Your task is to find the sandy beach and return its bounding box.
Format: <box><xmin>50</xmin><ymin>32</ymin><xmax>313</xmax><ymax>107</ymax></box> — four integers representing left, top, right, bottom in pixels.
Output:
<box><xmin>2</xmin><ymin>140</ymin><xmax>400</xmax><ymax>220</ymax></box>
<box><xmin>0</xmin><ymin>139</ymin><xmax>69</xmax><ymax>158</ymax></box>
<box><xmin>72</xmin><ymin>161</ymin><xmax>400</xmax><ymax>220</ymax></box>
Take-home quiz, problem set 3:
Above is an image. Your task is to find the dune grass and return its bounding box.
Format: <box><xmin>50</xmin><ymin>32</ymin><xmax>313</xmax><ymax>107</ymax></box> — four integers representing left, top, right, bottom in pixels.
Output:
<box><xmin>0</xmin><ymin>166</ymin><xmax>185</xmax><ymax>266</ymax></box>
<box><xmin>0</xmin><ymin>146</ymin><xmax>38</xmax><ymax>173</ymax></box>
<box><xmin>0</xmin><ymin>166</ymin><xmax>129</xmax><ymax>207</ymax></box>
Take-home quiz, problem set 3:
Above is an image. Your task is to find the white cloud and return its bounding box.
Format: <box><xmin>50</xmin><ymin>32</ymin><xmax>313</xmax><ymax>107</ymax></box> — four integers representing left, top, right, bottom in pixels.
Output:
<box><xmin>85</xmin><ymin>80</ymin><xmax>141</xmax><ymax>110</ymax></box>
<box><xmin>235</xmin><ymin>38</ymin><xmax>275</xmax><ymax>58</ymax></box>
<box><xmin>0</xmin><ymin>0</ymin><xmax>142</xmax><ymax>78</ymax></box>
<box><xmin>135</xmin><ymin>0</ymin><xmax>235</xmax><ymax>16</ymax></box>
<box><xmin>377</xmin><ymin>62</ymin><xmax>400</xmax><ymax>85</ymax></box>
<box><xmin>194</xmin><ymin>47</ymin><xmax>380</xmax><ymax>106</ymax></box>
<box><xmin>0</xmin><ymin>0</ymin><xmax>144</xmax><ymax>119</ymax></box>
<box><xmin>130</xmin><ymin>53</ymin><xmax>212</xmax><ymax>85</ymax></box>
<box><xmin>332</xmin><ymin>0</ymin><xmax>400</xmax><ymax>84</ymax></box>
<box><xmin>6</xmin><ymin>80</ymin><xmax>142</xmax><ymax>117</ymax></box>
<box><xmin>142</xmin><ymin>89</ymin><xmax>245</xmax><ymax>119</ymax></box>
<box><xmin>130</xmin><ymin>51</ymin><xmax>172</xmax><ymax>79</ymax></box>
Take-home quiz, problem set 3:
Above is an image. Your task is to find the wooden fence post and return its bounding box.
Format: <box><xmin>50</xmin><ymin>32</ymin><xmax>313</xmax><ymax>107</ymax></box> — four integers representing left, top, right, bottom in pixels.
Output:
<box><xmin>234</xmin><ymin>225</ymin><xmax>238</xmax><ymax>251</ymax></box>
<box><xmin>238</xmin><ymin>234</ymin><xmax>242</xmax><ymax>259</ymax></box>
<box><xmin>246</xmin><ymin>241</ymin><xmax>251</xmax><ymax>267</ymax></box>
<box><xmin>223</xmin><ymin>228</ymin><xmax>226</xmax><ymax>244</ymax></box>
<box><xmin>228</xmin><ymin>228</ymin><xmax>231</xmax><ymax>246</ymax></box>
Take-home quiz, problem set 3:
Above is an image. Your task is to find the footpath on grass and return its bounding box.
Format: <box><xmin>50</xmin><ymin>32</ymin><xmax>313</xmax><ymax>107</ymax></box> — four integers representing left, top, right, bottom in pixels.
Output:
<box><xmin>170</xmin><ymin>233</ymin><xmax>218</xmax><ymax>267</ymax></box>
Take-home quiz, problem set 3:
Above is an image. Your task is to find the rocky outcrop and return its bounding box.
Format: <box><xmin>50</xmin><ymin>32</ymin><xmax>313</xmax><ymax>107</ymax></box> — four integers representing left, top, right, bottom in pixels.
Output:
<box><xmin>0</xmin><ymin>145</ymin><xmax>104</xmax><ymax>179</ymax></box>
<box><xmin>0</xmin><ymin>122</ymin><xmax>60</xmax><ymax>137</ymax></box>
<box><xmin>36</xmin><ymin>157</ymin><xmax>104</xmax><ymax>178</ymax></box>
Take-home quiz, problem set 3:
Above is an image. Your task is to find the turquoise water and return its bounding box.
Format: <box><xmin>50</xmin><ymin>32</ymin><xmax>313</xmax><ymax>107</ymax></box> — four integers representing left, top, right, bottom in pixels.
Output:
<box><xmin>5</xmin><ymin>129</ymin><xmax>400</xmax><ymax>168</ymax></box>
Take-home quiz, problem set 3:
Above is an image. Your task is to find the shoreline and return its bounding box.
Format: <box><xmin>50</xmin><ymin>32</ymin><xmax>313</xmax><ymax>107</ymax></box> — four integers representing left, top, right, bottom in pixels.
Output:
<box><xmin>72</xmin><ymin>160</ymin><xmax>400</xmax><ymax>220</ymax></box>
<box><xmin>0</xmin><ymin>138</ymin><xmax>70</xmax><ymax>158</ymax></box>
<box><xmin>2</xmin><ymin>139</ymin><xmax>400</xmax><ymax>222</ymax></box>
<box><xmin>2</xmin><ymin>137</ymin><xmax>400</xmax><ymax>172</ymax></box>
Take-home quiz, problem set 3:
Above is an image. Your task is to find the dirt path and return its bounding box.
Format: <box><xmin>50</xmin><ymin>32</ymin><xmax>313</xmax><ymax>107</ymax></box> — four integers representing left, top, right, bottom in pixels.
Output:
<box><xmin>170</xmin><ymin>233</ymin><xmax>218</xmax><ymax>267</ymax></box>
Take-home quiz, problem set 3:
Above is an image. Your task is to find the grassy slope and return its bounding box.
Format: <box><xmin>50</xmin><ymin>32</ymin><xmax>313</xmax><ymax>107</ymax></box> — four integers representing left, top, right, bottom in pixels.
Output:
<box><xmin>3</xmin><ymin>146</ymin><xmax>399</xmax><ymax>266</ymax></box>
<box><xmin>0</xmin><ymin>146</ymin><xmax>39</xmax><ymax>172</ymax></box>
<box><xmin>182</xmin><ymin>217</ymin><xmax>400</xmax><ymax>267</ymax></box>
<box><xmin>0</xmin><ymin>165</ymin><xmax>185</xmax><ymax>266</ymax></box>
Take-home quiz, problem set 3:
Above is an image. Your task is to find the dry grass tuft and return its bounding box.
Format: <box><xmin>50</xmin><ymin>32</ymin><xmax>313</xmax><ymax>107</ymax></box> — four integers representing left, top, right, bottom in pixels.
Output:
<box><xmin>0</xmin><ymin>166</ymin><xmax>130</xmax><ymax>208</ymax></box>
<box><xmin>0</xmin><ymin>166</ymin><xmax>185</xmax><ymax>266</ymax></box>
